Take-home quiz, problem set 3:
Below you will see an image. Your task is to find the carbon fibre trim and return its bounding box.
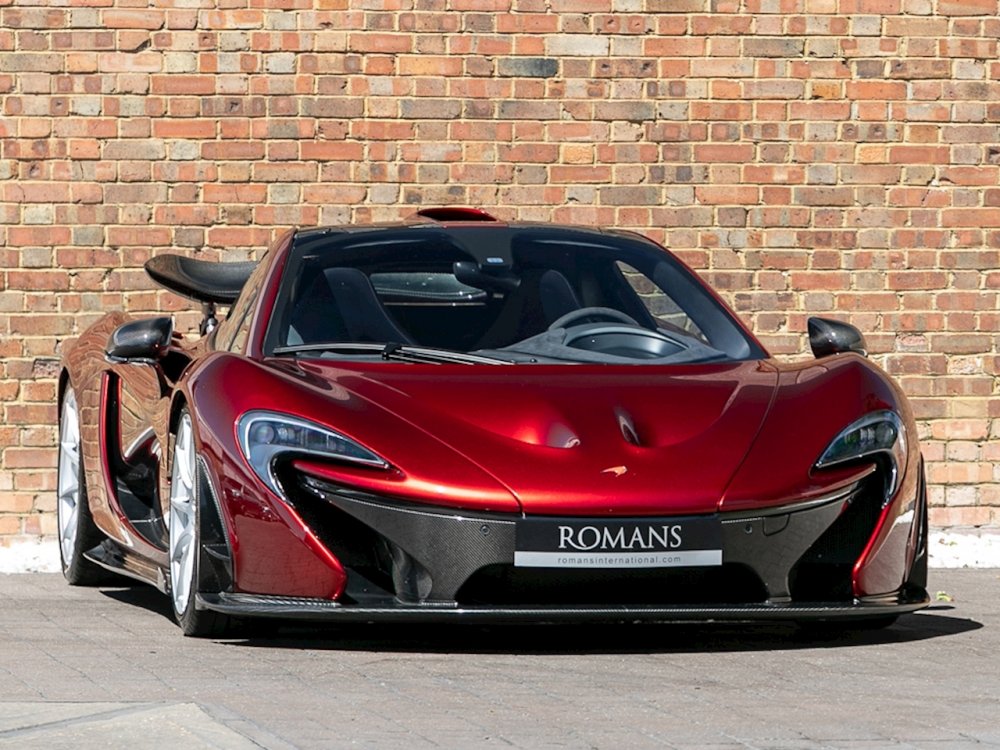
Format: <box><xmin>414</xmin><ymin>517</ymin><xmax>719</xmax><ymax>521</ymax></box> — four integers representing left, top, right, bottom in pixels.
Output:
<box><xmin>719</xmin><ymin>478</ymin><xmax>870</xmax><ymax>522</ymax></box>
<box><xmin>196</xmin><ymin>456</ymin><xmax>233</xmax><ymax>595</ymax></box>
<box><xmin>299</xmin><ymin>477</ymin><xmax>516</xmax><ymax>601</ymax></box>
<box><xmin>197</xmin><ymin>590</ymin><xmax>930</xmax><ymax>623</ymax></box>
<box><xmin>144</xmin><ymin>254</ymin><xmax>254</xmax><ymax>305</ymax></box>
<box><xmin>85</xmin><ymin>539</ymin><xmax>167</xmax><ymax>593</ymax></box>
<box><xmin>299</xmin><ymin>475</ymin><xmax>865</xmax><ymax>603</ymax></box>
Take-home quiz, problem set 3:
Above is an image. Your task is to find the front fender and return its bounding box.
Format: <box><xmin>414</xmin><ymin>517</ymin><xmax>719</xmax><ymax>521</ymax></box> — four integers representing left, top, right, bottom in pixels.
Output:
<box><xmin>722</xmin><ymin>354</ymin><xmax>922</xmax><ymax>599</ymax></box>
<box><xmin>174</xmin><ymin>354</ymin><xmax>348</xmax><ymax>599</ymax></box>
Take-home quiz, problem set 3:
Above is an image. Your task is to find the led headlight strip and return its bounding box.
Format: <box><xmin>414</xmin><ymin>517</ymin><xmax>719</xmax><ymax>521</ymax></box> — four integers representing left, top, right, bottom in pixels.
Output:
<box><xmin>237</xmin><ymin>411</ymin><xmax>388</xmax><ymax>497</ymax></box>
<box><xmin>815</xmin><ymin>410</ymin><xmax>906</xmax><ymax>498</ymax></box>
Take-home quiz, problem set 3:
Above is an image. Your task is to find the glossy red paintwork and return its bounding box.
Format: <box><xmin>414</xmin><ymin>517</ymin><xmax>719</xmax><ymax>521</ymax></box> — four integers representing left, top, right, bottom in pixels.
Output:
<box><xmin>283</xmin><ymin>358</ymin><xmax>779</xmax><ymax>516</ymax></box>
<box><xmin>59</xmin><ymin>219</ymin><xmax>924</xmax><ymax>604</ymax></box>
<box><xmin>63</xmin><ymin>312</ymin><xmax>166</xmax><ymax>564</ymax></box>
<box><xmin>179</xmin><ymin>354</ymin><xmax>348</xmax><ymax>598</ymax></box>
<box><xmin>63</xmin><ymin>312</ymin><xmax>126</xmax><ymax>542</ymax></box>
<box><xmin>244</xmin><ymin>229</ymin><xmax>293</xmax><ymax>361</ymax></box>
<box><xmin>721</xmin><ymin>355</ymin><xmax>904</xmax><ymax>509</ymax></box>
<box><xmin>97</xmin><ymin>375</ymin><xmax>130</xmax><ymax>531</ymax></box>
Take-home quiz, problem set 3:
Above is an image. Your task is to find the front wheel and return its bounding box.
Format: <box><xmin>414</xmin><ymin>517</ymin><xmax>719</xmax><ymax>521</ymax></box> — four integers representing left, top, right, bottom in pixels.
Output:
<box><xmin>168</xmin><ymin>410</ymin><xmax>233</xmax><ymax>637</ymax></box>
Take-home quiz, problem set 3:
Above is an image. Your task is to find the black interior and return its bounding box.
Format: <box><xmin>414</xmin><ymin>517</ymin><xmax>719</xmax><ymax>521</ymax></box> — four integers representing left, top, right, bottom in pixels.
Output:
<box><xmin>567</xmin><ymin>328</ymin><xmax>686</xmax><ymax>360</ymax></box>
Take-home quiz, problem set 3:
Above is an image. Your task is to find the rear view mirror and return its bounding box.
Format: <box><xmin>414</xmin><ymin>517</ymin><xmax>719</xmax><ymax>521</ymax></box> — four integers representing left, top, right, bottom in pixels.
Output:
<box><xmin>452</xmin><ymin>261</ymin><xmax>520</xmax><ymax>293</ymax></box>
<box><xmin>808</xmin><ymin>317</ymin><xmax>867</xmax><ymax>358</ymax></box>
<box><xmin>106</xmin><ymin>317</ymin><xmax>174</xmax><ymax>363</ymax></box>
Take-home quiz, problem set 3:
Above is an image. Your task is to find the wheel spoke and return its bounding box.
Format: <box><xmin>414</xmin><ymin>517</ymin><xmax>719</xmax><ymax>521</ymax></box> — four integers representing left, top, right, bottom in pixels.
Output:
<box><xmin>169</xmin><ymin>414</ymin><xmax>199</xmax><ymax>617</ymax></box>
<box><xmin>61</xmin><ymin>505</ymin><xmax>78</xmax><ymax>544</ymax></box>
<box><xmin>171</xmin><ymin>527</ymin><xmax>193</xmax><ymax>559</ymax></box>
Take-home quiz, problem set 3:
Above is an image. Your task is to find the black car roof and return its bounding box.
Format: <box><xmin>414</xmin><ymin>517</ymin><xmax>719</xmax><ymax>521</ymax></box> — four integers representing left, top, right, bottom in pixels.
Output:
<box><xmin>290</xmin><ymin>221</ymin><xmax>664</xmax><ymax>275</ymax></box>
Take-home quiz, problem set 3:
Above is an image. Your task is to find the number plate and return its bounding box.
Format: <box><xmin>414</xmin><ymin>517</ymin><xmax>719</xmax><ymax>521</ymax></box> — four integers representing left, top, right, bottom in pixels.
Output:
<box><xmin>514</xmin><ymin>517</ymin><xmax>723</xmax><ymax>569</ymax></box>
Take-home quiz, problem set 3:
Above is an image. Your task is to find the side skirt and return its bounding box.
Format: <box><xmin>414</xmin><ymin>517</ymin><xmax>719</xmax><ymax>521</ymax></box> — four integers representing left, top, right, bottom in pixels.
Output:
<box><xmin>83</xmin><ymin>456</ymin><xmax>235</xmax><ymax>602</ymax></box>
<box><xmin>85</xmin><ymin>539</ymin><xmax>168</xmax><ymax>594</ymax></box>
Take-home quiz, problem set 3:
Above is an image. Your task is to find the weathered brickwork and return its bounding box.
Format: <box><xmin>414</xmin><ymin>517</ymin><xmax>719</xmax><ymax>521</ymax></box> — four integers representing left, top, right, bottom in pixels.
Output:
<box><xmin>1</xmin><ymin>0</ymin><xmax>998</xmax><ymax>544</ymax></box>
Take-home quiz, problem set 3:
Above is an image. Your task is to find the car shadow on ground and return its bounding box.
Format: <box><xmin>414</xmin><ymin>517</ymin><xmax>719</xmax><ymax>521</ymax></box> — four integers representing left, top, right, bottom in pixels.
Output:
<box><xmin>98</xmin><ymin>585</ymin><xmax>980</xmax><ymax>654</ymax></box>
<box><xmin>101</xmin><ymin>584</ymin><xmax>176</xmax><ymax>621</ymax></box>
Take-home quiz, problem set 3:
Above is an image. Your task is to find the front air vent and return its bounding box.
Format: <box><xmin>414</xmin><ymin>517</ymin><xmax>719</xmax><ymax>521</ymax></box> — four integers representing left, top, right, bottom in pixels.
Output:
<box><xmin>788</xmin><ymin>474</ymin><xmax>885</xmax><ymax>602</ymax></box>
<box><xmin>285</xmin><ymin>477</ymin><xmax>396</xmax><ymax>597</ymax></box>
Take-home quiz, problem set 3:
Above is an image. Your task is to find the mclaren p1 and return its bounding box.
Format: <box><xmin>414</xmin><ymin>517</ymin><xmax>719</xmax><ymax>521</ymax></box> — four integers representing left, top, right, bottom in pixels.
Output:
<box><xmin>56</xmin><ymin>207</ymin><xmax>929</xmax><ymax>636</ymax></box>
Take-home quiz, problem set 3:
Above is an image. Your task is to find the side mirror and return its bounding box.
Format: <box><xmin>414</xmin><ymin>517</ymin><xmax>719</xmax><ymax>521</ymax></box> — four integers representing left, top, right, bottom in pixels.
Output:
<box><xmin>106</xmin><ymin>317</ymin><xmax>174</xmax><ymax>363</ymax></box>
<box><xmin>808</xmin><ymin>317</ymin><xmax>867</xmax><ymax>359</ymax></box>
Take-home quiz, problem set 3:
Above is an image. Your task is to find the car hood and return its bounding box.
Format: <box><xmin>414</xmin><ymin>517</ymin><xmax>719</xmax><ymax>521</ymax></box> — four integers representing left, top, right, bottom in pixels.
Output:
<box><xmin>290</xmin><ymin>360</ymin><xmax>779</xmax><ymax>516</ymax></box>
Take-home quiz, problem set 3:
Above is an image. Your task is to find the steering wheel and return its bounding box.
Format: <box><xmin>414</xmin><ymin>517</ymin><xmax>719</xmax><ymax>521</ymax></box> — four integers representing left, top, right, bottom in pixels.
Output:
<box><xmin>548</xmin><ymin>307</ymin><xmax>641</xmax><ymax>331</ymax></box>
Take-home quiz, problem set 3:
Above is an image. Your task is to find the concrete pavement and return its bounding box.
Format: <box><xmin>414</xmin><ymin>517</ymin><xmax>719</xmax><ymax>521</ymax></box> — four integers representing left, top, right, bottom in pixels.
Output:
<box><xmin>0</xmin><ymin>570</ymin><xmax>997</xmax><ymax>748</ymax></box>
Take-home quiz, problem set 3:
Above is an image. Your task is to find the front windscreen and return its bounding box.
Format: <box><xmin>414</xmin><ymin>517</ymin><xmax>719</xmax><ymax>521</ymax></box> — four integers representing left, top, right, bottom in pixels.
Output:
<box><xmin>264</xmin><ymin>227</ymin><xmax>763</xmax><ymax>365</ymax></box>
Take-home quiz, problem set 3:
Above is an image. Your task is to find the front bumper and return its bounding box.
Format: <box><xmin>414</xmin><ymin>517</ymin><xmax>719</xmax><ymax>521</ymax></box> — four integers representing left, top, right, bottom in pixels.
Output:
<box><xmin>217</xmin><ymin>470</ymin><xmax>928</xmax><ymax>622</ymax></box>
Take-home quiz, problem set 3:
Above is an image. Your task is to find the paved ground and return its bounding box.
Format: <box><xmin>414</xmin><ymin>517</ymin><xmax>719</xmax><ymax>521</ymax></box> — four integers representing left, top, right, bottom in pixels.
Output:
<box><xmin>0</xmin><ymin>571</ymin><xmax>997</xmax><ymax>749</ymax></box>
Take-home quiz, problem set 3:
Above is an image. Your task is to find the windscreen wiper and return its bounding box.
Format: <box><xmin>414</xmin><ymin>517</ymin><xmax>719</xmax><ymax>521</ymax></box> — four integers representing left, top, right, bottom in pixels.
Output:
<box><xmin>272</xmin><ymin>342</ymin><xmax>511</xmax><ymax>365</ymax></box>
<box><xmin>273</xmin><ymin>342</ymin><xmax>384</xmax><ymax>356</ymax></box>
<box><xmin>380</xmin><ymin>342</ymin><xmax>511</xmax><ymax>365</ymax></box>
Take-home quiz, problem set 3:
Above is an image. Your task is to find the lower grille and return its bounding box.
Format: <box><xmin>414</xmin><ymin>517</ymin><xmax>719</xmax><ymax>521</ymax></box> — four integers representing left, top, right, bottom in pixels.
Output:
<box><xmin>455</xmin><ymin>563</ymin><xmax>768</xmax><ymax>607</ymax></box>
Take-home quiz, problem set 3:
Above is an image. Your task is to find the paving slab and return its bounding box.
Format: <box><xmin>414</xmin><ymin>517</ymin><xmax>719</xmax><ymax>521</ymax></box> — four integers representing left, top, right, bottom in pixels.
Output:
<box><xmin>0</xmin><ymin>570</ymin><xmax>998</xmax><ymax>748</ymax></box>
<box><xmin>0</xmin><ymin>702</ymin><xmax>263</xmax><ymax>749</ymax></box>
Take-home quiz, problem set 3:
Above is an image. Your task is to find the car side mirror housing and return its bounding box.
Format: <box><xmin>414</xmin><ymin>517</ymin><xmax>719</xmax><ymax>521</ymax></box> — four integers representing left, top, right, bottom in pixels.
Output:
<box><xmin>808</xmin><ymin>317</ymin><xmax>867</xmax><ymax>359</ymax></box>
<box><xmin>106</xmin><ymin>317</ymin><xmax>174</xmax><ymax>363</ymax></box>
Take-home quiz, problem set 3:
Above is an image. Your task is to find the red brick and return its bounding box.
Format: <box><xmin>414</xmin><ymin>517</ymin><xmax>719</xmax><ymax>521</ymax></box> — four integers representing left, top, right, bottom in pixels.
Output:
<box><xmin>2</xmin><ymin>447</ymin><xmax>57</xmax><ymax>469</ymax></box>
<box><xmin>943</xmin><ymin>209</ymin><xmax>1000</xmax><ymax>227</ymax></box>
<box><xmin>496</xmin><ymin>14</ymin><xmax>559</xmax><ymax>33</ymax></box>
<box><xmin>695</xmin><ymin>186</ymin><xmax>760</xmax><ymax>205</ymax></box>
<box><xmin>693</xmin><ymin>144</ymin><xmax>755</xmax><ymax>162</ymax></box>
<box><xmin>347</xmin><ymin>33</ymin><xmax>411</xmax><ymax>53</ymax></box>
<box><xmin>102</xmin><ymin>10</ymin><xmax>165</xmax><ymax>30</ymax></box>
<box><xmin>201</xmin><ymin>141</ymin><xmax>266</xmax><ymax>161</ymax></box>
<box><xmin>938</xmin><ymin>0</ymin><xmax>997</xmax><ymax>14</ymax></box>
<box><xmin>150</xmin><ymin>75</ymin><xmax>215</xmax><ymax>95</ymax></box>
<box><xmin>152</xmin><ymin>119</ymin><xmax>215</xmax><ymax>139</ymax></box>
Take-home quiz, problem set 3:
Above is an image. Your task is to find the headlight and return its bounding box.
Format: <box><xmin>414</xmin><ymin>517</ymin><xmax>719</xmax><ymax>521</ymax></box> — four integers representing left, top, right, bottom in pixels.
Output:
<box><xmin>815</xmin><ymin>410</ymin><xmax>906</xmax><ymax>498</ymax></box>
<box><xmin>237</xmin><ymin>411</ymin><xmax>388</xmax><ymax>496</ymax></box>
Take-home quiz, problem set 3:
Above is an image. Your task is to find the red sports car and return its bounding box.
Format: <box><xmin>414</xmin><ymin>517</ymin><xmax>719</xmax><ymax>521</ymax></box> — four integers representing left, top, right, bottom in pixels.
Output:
<box><xmin>57</xmin><ymin>208</ymin><xmax>929</xmax><ymax>636</ymax></box>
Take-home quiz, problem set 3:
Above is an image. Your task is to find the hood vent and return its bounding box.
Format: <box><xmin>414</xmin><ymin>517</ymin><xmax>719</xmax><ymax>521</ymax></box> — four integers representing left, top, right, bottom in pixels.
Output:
<box><xmin>616</xmin><ymin>410</ymin><xmax>642</xmax><ymax>447</ymax></box>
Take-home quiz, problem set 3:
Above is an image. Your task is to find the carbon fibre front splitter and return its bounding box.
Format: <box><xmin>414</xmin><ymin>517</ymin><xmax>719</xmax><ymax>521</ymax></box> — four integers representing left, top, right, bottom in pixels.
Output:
<box><xmin>197</xmin><ymin>590</ymin><xmax>930</xmax><ymax>624</ymax></box>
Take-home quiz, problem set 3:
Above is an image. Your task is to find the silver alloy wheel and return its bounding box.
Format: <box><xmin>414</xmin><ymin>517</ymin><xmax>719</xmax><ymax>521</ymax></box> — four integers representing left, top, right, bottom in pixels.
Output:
<box><xmin>169</xmin><ymin>413</ymin><xmax>198</xmax><ymax>616</ymax></box>
<box><xmin>56</xmin><ymin>388</ymin><xmax>81</xmax><ymax>565</ymax></box>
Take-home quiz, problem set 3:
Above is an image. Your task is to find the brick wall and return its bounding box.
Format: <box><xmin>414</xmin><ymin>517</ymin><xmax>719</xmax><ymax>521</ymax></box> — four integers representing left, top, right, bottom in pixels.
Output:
<box><xmin>1</xmin><ymin>0</ymin><xmax>998</xmax><ymax>544</ymax></box>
